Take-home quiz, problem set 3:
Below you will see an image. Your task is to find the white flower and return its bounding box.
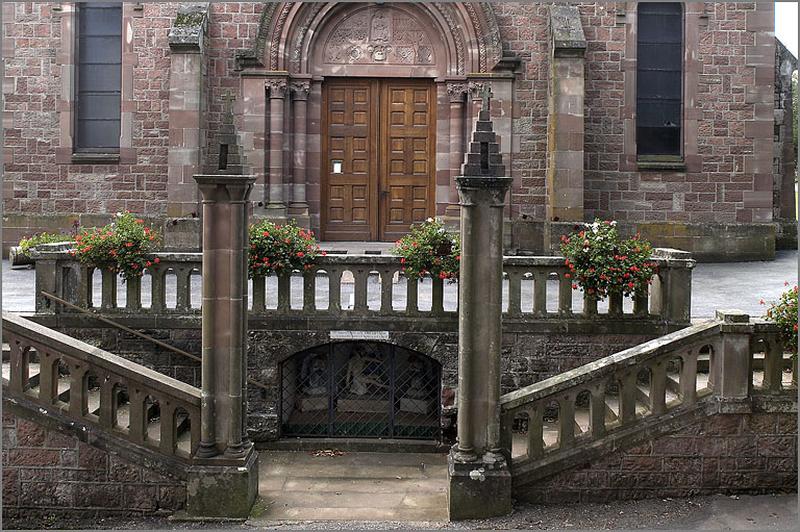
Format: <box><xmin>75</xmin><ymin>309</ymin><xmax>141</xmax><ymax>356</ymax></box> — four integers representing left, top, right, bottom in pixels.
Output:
<box><xmin>426</xmin><ymin>217</ymin><xmax>434</xmax><ymax>223</ymax></box>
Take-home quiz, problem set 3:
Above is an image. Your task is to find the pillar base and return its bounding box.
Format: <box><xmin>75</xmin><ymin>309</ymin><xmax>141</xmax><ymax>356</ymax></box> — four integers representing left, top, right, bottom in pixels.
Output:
<box><xmin>263</xmin><ymin>205</ymin><xmax>288</xmax><ymax>222</ymax></box>
<box><xmin>447</xmin><ymin>449</ymin><xmax>512</xmax><ymax>520</ymax></box>
<box><xmin>187</xmin><ymin>446</ymin><xmax>259</xmax><ymax>518</ymax></box>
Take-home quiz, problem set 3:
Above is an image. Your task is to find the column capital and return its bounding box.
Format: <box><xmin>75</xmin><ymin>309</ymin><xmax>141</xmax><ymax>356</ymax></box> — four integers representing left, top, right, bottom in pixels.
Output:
<box><xmin>447</xmin><ymin>82</ymin><xmax>468</xmax><ymax>103</ymax></box>
<box><xmin>456</xmin><ymin>176</ymin><xmax>513</xmax><ymax>207</ymax></box>
<box><xmin>468</xmin><ymin>81</ymin><xmax>486</xmax><ymax>101</ymax></box>
<box><xmin>290</xmin><ymin>80</ymin><xmax>310</xmax><ymax>100</ymax></box>
<box><xmin>266</xmin><ymin>78</ymin><xmax>288</xmax><ymax>98</ymax></box>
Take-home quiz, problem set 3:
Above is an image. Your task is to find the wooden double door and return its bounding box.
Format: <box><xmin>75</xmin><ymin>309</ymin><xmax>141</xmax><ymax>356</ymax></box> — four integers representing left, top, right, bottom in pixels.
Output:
<box><xmin>322</xmin><ymin>79</ymin><xmax>435</xmax><ymax>241</ymax></box>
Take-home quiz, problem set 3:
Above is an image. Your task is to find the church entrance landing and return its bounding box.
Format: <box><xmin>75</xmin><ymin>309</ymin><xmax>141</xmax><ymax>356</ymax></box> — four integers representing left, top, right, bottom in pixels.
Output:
<box><xmin>280</xmin><ymin>342</ymin><xmax>441</xmax><ymax>440</ymax></box>
<box><xmin>322</xmin><ymin>79</ymin><xmax>435</xmax><ymax>241</ymax></box>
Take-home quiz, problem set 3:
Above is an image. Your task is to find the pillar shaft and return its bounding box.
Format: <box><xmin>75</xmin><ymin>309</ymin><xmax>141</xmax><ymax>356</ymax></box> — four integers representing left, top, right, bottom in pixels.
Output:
<box><xmin>291</xmin><ymin>81</ymin><xmax>309</xmax><ymax>210</ymax></box>
<box><xmin>267</xmin><ymin>79</ymin><xmax>287</xmax><ymax>210</ymax></box>
<box><xmin>447</xmin><ymin>84</ymin><xmax>466</xmax><ymax>216</ymax></box>
<box><xmin>193</xmin><ymin>174</ymin><xmax>255</xmax><ymax>458</ymax></box>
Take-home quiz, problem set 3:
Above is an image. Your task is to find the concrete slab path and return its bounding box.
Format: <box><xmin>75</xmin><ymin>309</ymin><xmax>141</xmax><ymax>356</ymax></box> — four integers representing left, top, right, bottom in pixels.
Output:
<box><xmin>251</xmin><ymin>450</ymin><xmax>449</xmax><ymax>522</ymax></box>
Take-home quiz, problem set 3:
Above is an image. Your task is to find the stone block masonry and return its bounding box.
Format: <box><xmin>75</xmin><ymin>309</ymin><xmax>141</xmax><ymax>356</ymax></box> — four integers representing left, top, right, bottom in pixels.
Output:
<box><xmin>515</xmin><ymin>412</ymin><xmax>798</xmax><ymax>504</ymax></box>
<box><xmin>2</xmin><ymin>408</ymin><xmax>186</xmax><ymax>519</ymax></box>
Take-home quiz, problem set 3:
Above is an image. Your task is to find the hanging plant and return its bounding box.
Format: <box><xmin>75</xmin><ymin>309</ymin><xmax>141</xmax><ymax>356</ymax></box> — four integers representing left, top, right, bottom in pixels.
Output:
<box><xmin>761</xmin><ymin>283</ymin><xmax>798</xmax><ymax>356</ymax></box>
<box><xmin>560</xmin><ymin>219</ymin><xmax>658</xmax><ymax>299</ymax></box>
<box><xmin>18</xmin><ymin>232</ymin><xmax>72</xmax><ymax>258</ymax></box>
<box><xmin>71</xmin><ymin>212</ymin><xmax>162</xmax><ymax>280</ymax></box>
<box><xmin>392</xmin><ymin>218</ymin><xmax>460</xmax><ymax>282</ymax></box>
<box><xmin>248</xmin><ymin>220</ymin><xmax>325</xmax><ymax>277</ymax></box>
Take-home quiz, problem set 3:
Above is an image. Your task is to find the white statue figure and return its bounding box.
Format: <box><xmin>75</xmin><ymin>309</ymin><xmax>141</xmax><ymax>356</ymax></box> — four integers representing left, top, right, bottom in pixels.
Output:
<box><xmin>301</xmin><ymin>354</ymin><xmax>327</xmax><ymax>396</ymax></box>
<box><xmin>345</xmin><ymin>346</ymin><xmax>388</xmax><ymax>396</ymax></box>
<box><xmin>404</xmin><ymin>356</ymin><xmax>429</xmax><ymax>399</ymax></box>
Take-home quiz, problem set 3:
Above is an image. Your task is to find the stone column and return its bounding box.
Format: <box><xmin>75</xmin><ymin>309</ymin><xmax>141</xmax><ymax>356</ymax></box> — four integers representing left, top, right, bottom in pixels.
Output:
<box><xmin>446</xmin><ymin>82</ymin><xmax>467</xmax><ymax>219</ymax></box>
<box><xmin>546</xmin><ymin>5</ymin><xmax>586</xmax><ymax>222</ymax></box>
<box><xmin>188</xmin><ymin>172</ymin><xmax>258</xmax><ymax>517</ymax></box>
<box><xmin>266</xmin><ymin>77</ymin><xmax>288</xmax><ymax>217</ymax></box>
<box><xmin>290</xmin><ymin>80</ymin><xmax>310</xmax><ymax>217</ymax></box>
<box><xmin>166</xmin><ymin>3</ymin><xmax>208</xmax><ymax>240</ymax></box>
<box><xmin>449</xmin><ymin>95</ymin><xmax>513</xmax><ymax>520</ymax></box>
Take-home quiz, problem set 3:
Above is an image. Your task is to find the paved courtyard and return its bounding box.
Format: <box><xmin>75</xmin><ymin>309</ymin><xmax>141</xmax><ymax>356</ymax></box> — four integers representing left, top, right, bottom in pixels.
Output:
<box><xmin>2</xmin><ymin>250</ymin><xmax>797</xmax><ymax>318</ymax></box>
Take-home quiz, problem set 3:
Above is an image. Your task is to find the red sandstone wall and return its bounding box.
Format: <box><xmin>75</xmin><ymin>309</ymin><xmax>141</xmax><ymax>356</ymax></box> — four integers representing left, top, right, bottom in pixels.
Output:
<box><xmin>1</xmin><ymin>2</ymin><xmax>778</xmax><ymax>244</ymax></box>
<box><xmin>516</xmin><ymin>412</ymin><xmax>798</xmax><ymax>503</ymax></box>
<box><xmin>2</xmin><ymin>409</ymin><xmax>186</xmax><ymax>518</ymax></box>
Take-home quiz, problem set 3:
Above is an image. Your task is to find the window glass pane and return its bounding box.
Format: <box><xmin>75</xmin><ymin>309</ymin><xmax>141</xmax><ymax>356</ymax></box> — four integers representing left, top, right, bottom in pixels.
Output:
<box><xmin>637</xmin><ymin>2</ymin><xmax>682</xmax><ymax>156</ymax></box>
<box><xmin>76</xmin><ymin>3</ymin><xmax>121</xmax><ymax>152</ymax></box>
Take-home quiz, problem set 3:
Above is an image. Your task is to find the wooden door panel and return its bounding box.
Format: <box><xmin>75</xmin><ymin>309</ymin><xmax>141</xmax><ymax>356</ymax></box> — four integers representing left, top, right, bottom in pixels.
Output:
<box><xmin>322</xmin><ymin>80</ymin><xmax>377</xmax><ymax>240</ymax></box>
<box><xmin>380</xmin><ymin>81</ymin><xmax>434</xmax><ymax>241</ymax></box>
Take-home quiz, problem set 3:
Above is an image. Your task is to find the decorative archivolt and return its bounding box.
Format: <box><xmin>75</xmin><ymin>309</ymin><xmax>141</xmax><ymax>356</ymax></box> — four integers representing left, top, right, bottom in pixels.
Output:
<box><xmin>238</xmin><ymin>2</ymin><xmax>503</xmax><ymax>76</ymax></box>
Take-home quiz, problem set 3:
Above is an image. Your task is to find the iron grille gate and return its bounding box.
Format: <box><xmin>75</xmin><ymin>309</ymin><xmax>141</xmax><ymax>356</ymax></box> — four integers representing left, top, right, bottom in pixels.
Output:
<box><xmin>280</xmin><ymin>342</ymin><xmax>441</xmax><ymax>440</ymax></box>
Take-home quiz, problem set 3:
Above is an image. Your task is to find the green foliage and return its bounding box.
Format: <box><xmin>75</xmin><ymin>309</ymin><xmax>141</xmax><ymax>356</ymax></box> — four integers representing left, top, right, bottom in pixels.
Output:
<box><xmin>762</xmin><ymin>283</ymin><xmax>798</xmax><ymax>356</ymax></box>
<box><xmin>392</xmin><ymin>218</ymin><xmax>460</xmax><ymax>282</ymax></box>
<box><xmin>72</xmin><ymin>212</ymin><xmax>162</xmax><ymax>280</ymax></box>
<box><xmin>18</xmin><ymin>232</ymin><xmax>71</xmax><ymax>257</ymax></box>
<box><xmin>560</xmin><ymin>220</ymin><xmax>658</xmax><ymax>299</ymax></box>
<box><xmin>248</xmin><ymin>220</ymin><xmax>324</xmax><ymax>277</ymax></box>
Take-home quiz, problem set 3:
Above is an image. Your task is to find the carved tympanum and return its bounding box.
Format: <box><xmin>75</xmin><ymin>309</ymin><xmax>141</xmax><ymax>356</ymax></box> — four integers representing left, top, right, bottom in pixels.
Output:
<box><xmin>324</xmin><ymin>7</ymin><xmax>435</xmax><ymax>66</ymax></box>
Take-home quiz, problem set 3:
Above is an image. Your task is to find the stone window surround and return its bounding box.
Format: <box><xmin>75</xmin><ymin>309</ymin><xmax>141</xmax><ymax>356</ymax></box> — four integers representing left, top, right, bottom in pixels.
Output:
<box><xmin>54</xmin><ymin>2</ymin><xmax>141</xmax><ymax>165</ymax></box>
<box><xmin>622</xmin><ymin>2</ymin><xmax>702</xmax><ymax>173</ymax></box>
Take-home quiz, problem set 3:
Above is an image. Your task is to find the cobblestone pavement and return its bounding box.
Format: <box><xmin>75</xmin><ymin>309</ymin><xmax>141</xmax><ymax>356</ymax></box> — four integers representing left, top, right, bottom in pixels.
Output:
<box><xmin>5</xmin><ymin>493</ymin><xmax>796</xmax><ymax>530</ymax></box>
<box><xmin>3</xmin><ymin>250</ymin><xmax>797</xmax><ymax>318</ymax></box>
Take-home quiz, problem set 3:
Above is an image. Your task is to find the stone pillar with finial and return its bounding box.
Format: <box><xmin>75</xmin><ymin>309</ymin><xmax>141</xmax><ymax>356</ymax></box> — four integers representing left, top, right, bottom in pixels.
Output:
<box><xmin>448</xmin><ymin>88</ymin><xmax>513</xmax><ymax>520</ymax></box>
<box><xmin>187</xmin><ymin>91</ymin><xmax>258</xmax><ymax>519</ymax></box>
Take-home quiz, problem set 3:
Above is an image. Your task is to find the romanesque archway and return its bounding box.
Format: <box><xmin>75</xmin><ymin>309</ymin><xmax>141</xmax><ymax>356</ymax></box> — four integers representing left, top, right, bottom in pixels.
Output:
<box><xmin>237</xmin><ymin>2</ymin><xmax>512</xmax><ymax>241</ymax></box>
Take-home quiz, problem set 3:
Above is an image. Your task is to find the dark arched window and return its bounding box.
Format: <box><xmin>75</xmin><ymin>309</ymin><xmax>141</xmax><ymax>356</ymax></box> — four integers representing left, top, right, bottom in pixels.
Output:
<box><xmin>637</xmin><ymin>2</ymin><xmax>683</xmax><ymax>157</ymax></box>
<box><xmin>75</xmin><ymin>2</ymin><xmax>121</xmax><ymax>152</ymax></box>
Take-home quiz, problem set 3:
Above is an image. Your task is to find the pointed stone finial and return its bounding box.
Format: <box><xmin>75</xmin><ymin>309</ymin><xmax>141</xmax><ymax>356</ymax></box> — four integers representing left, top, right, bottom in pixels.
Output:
<box><xmin>460</xmin><ymin>93</ymin><xmax>505</xmax><ymax>178</ymax></box>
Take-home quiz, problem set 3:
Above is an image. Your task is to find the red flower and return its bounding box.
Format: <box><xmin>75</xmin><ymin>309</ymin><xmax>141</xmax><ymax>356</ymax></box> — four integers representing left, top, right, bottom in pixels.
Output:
<box><xmin>627</xmin><ymin>282</ymin><xmax>635</xmax><ymax>289</ymax></box>
<box><xmin>262</xmin><ymin>231</ymin><xmax>270</xmax><ymax>237</ymax></box>
<box><xmin>564</xmin><ymin>273</ymin><xmax>571</xmax><ymax>279</ymax></box>
<box><xmin>296</xmin><ymin>251</ymin><xmax>305</xmax><ymax>258</ymax></box>
<box><xmin>125</xmin><ymin>242</ymin><xmax>134</xmax><ymax>247</ymax></box>
<box><xmin>571</xmin><ymin>283</ymin><xmax>578</xmax><ymax>289</ymax></box>
<box><xmin>145</xmin><ymin>261</ymin><xmax>152</xmax><ymax>267</ymax></box>
<box><xmin>400</xmin><ymin>258</ymin><xmax>406</xmax><ymax>264</ymax></box>
<box><xmin>135</xmin><ymin>219</ymin><xmax>144</xmax><ymax>224</ymax></box>
<box><xmin>154</xmin><ymin>257</ymin><xmax>160</xmax><ymax>264</ymax></box>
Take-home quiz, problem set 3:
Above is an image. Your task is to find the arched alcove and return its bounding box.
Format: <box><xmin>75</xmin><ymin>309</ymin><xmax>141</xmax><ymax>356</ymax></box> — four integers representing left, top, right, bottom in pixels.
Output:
<box><xmin>280</xmin><ymin>341</ymin><xmax>442</xmax><ymax>440</ymax></box>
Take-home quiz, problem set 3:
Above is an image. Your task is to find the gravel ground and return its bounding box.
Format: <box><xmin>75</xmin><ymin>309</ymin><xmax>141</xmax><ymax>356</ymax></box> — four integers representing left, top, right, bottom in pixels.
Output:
<box><xmin>5</xmin><ymin>493</ymin><xmax>796</xmax><ymax>530</ymax></box>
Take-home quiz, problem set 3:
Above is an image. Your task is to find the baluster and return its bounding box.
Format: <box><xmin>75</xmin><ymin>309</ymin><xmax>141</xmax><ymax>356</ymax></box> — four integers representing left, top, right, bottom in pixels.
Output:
<box><xmin>406</xmin><ymin>277</ymin><xmax>419</xmax><ymax>315</ymax></box>
<box><xmin>526</xmin><ymin>405</ymin><xmax>544</xmax><ymax>459</ymax></box>
<box><xmin>126</xmin><ymin>276</ymin><xmax>142</xmax><ymax>310</ymax></box>
<box><xmin>649</xmin><ymin>361</ymin><xmax>667</xmax><ymax>415</ymax></box>
<box><xmin>680</xmin><ymin>351</ymin><xmax>698</xmax><ymax>406</ymax></box>
<box><xmin>558</xmin><ymin>274</ymin><xmax>573</xmax><ymax>316</ymax></box>
<box><xmin>499</xmin><ymin>410</ymin><xmax>514</xmax><ymax>460</ymax></box>
<box><xmin>8</xmin><ymin>342</ymin><xmax>26</xmax><ymax>394</ymax></box>
<box><xmin>128</xmin><ymin>389</ymin><xmax>146</xmax><ymax>444</ymax></box>
<box><xmin>533</xmin><ymin>271</ymin><xmax>547</xmax><ymax>316</ymax></box>
<box><xmin>175</xmin><ymin>268</ymin><xmax>191</xmax><ymax>311</ymax></box>
<box><xmin>150</xmin><ymin>266</ymin><xmax>166</xmax><ymax>312</ymax></box>
<box><xmin>77</xmin><ymin>265</ymin><xmax>93</xmax><ymax>309</ymax></box>
<box><xmin>618</xmin><ymin>372</ymin><xmax>638</xmax><ymax>425</ymax></box>
<box><xmin>633</xmin><ymin>285</ymin><xmax>649</xmax><ymax>316</ymax></box>
<box><xmin>590</xmin><ymin>388</ymin><xmax>607</xmax><ymax>439</ymax></box>
<box><xmin>190</xmin><ymin>407</ymin><xmax>201</xmax><ymax>455</ymax></box>
<box><xmin>379</xmin><ymin>270</ymin><xmax>394</xmax><ymax>315</ymax></box>
<box><xmin>608</xmin><ymin>291</ymin><xmax>623</xmax><ymax>317</ymax></box>
<box><xmin>101</xmin><ymin>269</ymin><xmax>118</xmax><ymax>309</ymax></box>
<box><xmin>353</xmin><ymin>269</ymin><xmax>369</xmax><ymax>314</ymax></box>
<box><xmin>583</xmin><ymin>292</ymin><xmax>598</xmax><ymax>316</ymax></box>
<box><xmin>69</xmin><ymin>366</ymin><xmax>88</xmax><ymax>417</ymax></box>
<box><xmin>99</xmin><ymin>377</ymin><xmax>115</xmax><ymax>427</ymax></box>
<box><xmin>159</xmin><ymin>402</ymin><xmax>177</xmax><ymax>455</ymax></box>
<box><xmin>251</xmin><ymin>276</ymin><xmax>266</xmax><ymax>312</ymax></box>
<box><xmin>762</xmin><ymin>339</ymin><xmax>784</xmax><ymax>392</ymax></box>
<box><xmin>303</xmin><ymin>269</ymin><xmax>317</xmax><ymax>312</ymax></box>
<box><xmin>38</xmin><ymin>352</ymin><xmax>57</xmax><ymax>405</ymax></box>
<box><xmin>431</xmin><ymin>276</ymin><xmax>444</xmax><ymax>315</ymax></box>
<box><xmin>277</xmin><ymin>273</ymin><xmax>291</xmax><ymax>313</ymax></box>
<box><xmin>507</xmin><ymin>270</ymin><xmax>521</xmax><ymax>317</ymax></box>
<box><xmin>558</xmin><ymin>395</ymin><xmax>575</xmax><ymax>447</ymax></box>
<box><xmin>328</xmin><ymin>268</ymin><xmax>342</xmax><ymax>312</ymax></box>
<box><xmin>649</xmin><ymin>273</ymin><xmax>665</xmax><ymax>316</ymax></box>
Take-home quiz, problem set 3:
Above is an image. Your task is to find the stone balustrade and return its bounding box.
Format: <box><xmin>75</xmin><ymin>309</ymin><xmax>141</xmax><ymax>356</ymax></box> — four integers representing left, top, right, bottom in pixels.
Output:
<box><xmin>499</xmin><ymin>311</ymin><xmax>797</xmax><ymax>487</ymax></box>
<box><xmin>32</xmin><ymin>248</ymin><xmax>695</xmax><ymax>330</ymax></box>
<box><xmin>2</xmin><ymin>313</ymin><xmax>202</xmax><ymax>463</ymax></box>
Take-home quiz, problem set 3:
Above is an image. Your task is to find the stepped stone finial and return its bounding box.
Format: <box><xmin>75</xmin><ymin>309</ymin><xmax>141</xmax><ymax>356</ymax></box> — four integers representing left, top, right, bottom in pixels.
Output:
<box><xmin>207</xmin><ymin>90</ymin><xmax>249</xmax><ymax>175</ymax></box>
<box><xmin>460</xmin><ymin>93</ymin><xmax>505</xmax><ymax>178</ymax></box>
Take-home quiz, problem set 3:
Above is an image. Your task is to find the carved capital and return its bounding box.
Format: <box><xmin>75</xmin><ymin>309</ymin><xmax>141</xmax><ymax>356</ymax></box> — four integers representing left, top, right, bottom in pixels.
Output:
<box><xmin>456</xmin><ymin>177</ymin><xmax>512</xmax><ymax>208</ymax></box>
<box><xmin>468</xmin><ymin>81</ymin><xmax>486</xmax><ymax>101</ymax></box>
<box><xmin>290</xmin><ymin>81</ymin><xmax>310</xmax><ymax>101</ymax></box>
<box><xmin>447</xmin><ymin>82</ymin><xmax>468</xmax><ymax>103</ymax></box>
<box><xmin>266</xmin><ymin>78</ymin><xmax>288</xmax><ymax>98</ymax></box>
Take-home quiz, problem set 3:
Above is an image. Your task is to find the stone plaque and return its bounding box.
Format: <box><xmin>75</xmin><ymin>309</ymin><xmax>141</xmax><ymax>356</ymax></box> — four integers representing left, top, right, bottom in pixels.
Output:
<box><xmin>329</xmin><ymin>330</ymin><xmax>390</xmax><ymax>341</ymax></box>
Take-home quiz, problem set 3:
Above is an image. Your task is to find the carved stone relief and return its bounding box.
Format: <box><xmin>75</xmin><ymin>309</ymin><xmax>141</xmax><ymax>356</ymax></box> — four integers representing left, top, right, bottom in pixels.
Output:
<box><xmin>323</xmin><ymin>7</ymin><xmax>435</xmax><ymax>66</ymax></box>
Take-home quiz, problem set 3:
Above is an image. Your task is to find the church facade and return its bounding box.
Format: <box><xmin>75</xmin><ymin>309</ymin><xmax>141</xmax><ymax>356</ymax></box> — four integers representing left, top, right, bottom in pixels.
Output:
<box><xmin>2</xmin><ymin>2</ymin><xmax>796</xmax><ymax>260</ymax></box>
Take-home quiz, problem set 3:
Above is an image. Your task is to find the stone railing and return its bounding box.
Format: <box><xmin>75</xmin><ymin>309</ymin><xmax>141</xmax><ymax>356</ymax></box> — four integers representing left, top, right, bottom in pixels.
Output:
<box><xmin>499</xmin><ymin>310</ymin><xmax>797</xmax><ymax>486</ymax></box>
<box><xmin>2</xmin><ymin>313</ymin><xmax>202</xmax><ymax>463</ymax></box>
<box><xmin>32</xmin><ymin>248</ymin><xmax>695</xmax><ymax>329</ymax></box>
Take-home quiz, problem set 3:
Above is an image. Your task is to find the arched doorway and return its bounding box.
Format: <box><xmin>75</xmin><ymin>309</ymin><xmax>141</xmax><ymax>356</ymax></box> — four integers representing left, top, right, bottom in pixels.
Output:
<box><xmin>280</xmin><ymin>342</ymin><xmax>442</xmax><ymax>439</ymax></box>
<box><xmin>237</xmin><ymin>2</ymin><xmax>511</xmax><ymax>241</ymax></box>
